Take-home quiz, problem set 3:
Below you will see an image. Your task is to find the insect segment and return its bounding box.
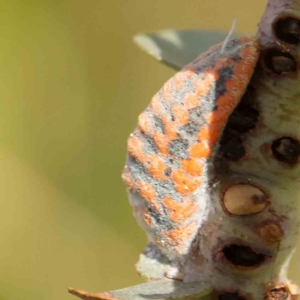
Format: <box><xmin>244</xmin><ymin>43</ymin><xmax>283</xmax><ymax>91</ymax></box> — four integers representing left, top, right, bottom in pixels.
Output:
<box><xmin>122</xmin><ymin>36</ymin><xmax>259</xmax><ymax>259</ymax></box>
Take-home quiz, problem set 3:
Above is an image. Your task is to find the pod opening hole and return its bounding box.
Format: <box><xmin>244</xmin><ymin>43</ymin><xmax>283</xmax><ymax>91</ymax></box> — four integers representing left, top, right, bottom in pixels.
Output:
<box><xmin>263</xmin><ymin>49</ymin><xmax>297</xmax><ymax>75</ymax></box>
<box><xmin>222</xmin><ymin>244</ymin><xmax>267</xmax><ymax>267</ymax></box>
<box><xmin>273</xmin><ymin>16</ymin><xmax>300</xmax><ymax>44</ymax></box>
<box><xmin>221</xmin><ymin>137</ymin><xmax>245</xmax><ymax>161</ymax></box>
<box><xmin>272</xmin><ymin>137</ymin><xmax>300</xmax><ymax>165</ymax></box>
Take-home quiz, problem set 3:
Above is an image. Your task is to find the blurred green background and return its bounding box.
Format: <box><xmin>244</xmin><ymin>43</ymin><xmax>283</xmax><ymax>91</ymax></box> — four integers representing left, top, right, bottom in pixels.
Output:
<box><xmin>0</xmin><ymin>1</ymin><xmax>299</xmax><ymax>299</ymax></box>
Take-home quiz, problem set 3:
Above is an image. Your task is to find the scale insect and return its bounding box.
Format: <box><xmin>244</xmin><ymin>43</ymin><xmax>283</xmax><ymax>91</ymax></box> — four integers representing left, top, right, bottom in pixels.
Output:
<box><xmin>122</xmin><ymin>35</ymin><xmax>259</xmax><ymax>267</ymax></box>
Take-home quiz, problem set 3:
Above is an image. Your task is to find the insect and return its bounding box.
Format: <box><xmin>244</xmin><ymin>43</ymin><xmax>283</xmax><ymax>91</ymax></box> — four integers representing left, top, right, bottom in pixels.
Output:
<box><xmin>122</xmin><ymin>32</ymin><xmax>264</xmax><ymax>297</ymax></box>
<box><xmin>122</xmin><ymin>35</ymin><xmax>259</xmax><ymax>269</ymax></box>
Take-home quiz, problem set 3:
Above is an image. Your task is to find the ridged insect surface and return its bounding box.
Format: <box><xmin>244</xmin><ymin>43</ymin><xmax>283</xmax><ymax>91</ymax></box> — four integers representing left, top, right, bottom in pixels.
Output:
<box><xmin>122</xmin><ymin>36</ymin><xmax>259</xmax><ymax>258</ymax></box>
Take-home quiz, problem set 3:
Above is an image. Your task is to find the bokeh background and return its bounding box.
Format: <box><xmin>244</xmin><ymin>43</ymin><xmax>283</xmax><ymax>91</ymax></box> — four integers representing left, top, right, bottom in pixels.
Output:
<box><xmin>0</xmin><ymin>1</ymin><xmax>299</xmax><ymax>299</ymax></box>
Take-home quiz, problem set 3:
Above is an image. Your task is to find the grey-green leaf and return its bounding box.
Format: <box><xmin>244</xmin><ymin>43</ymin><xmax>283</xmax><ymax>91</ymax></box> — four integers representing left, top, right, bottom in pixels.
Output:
<box><xmin>136</xmin><ymin>243</ymin><xmax>174</xmax><ymax>280</ymax></box>
<box><xmin>134</xmin><ymin>29</ymin><xmax>237</xmax><ymax>70</ymax></box>
<box><xmin>69</xmin><ymin>279</ymin><xmax>212</xmax><ymax>300</ymax></box>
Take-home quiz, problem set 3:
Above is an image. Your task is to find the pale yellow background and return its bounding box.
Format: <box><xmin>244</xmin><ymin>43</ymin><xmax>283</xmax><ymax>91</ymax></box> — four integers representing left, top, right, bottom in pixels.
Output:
<box><xmin>0</xmin><ymin>1</ymin><xmax>298</xmax><ymax>300</ymax></box>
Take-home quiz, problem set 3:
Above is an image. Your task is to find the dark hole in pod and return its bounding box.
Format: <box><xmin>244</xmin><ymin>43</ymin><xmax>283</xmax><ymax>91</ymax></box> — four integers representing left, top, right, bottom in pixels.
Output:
<box><xmin>263</xmin><ymin>49</ymin><xmax>297</xmax><ymax>75</ymax></box>
<box><xmin>222</xmin><ymin>244</ymin><xmax>267</xmax><ymax>267</ymax></box>
<box><xmin>226</xmin><ymin>103</ymin><xmax>259</xmax><ymax>133</ymax></box>
<box><xmin>219</xmin><ymin>293</ymin><xmax>246</xmax><ymax>300</ymax></box>
<box><xmin>220</xmin><ymin>135</ymin><xmax>245</xmax><ymax>161</ymax></box>
<box><xmin>273</xmin><ymin>16</ymin><xmax>300</xmax><ymax>44</ymax></box>
<box><xmin>268</xmin><ymin>287</ymin><xmax>290</xmax><ymax>300</ymax></box>
<box><xmin>272</xmin><ymin>137</ymin><xmax>300</xmax><ymax>165</ymax></box>
<box><xmin>219</xmin><ymin>85</ymin><xmax>258</xmax><ymax>162</ymax></box>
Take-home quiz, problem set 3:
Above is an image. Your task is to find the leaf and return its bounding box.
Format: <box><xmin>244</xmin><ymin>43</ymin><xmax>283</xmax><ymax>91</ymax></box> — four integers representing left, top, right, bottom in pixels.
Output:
<box><xmin>68</xmin><ymin>278</ymin><xmax>212</xmax><ymax>300</ymax></box>
<box><xmin>135</xmin><ymin>243</ymin><xmax>174</xmax><ymax>280</ymax></box>
<box><xmin>134</xmin><ymin>29</ymin><xmax>237</xmax><ymax>70</ymax></box>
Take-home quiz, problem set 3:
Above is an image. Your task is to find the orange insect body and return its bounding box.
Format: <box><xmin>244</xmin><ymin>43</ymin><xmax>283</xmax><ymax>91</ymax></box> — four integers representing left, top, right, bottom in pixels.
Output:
<box><xmin>123</xmin><ymin>36</ymin><xmax>259</xmax><ymax>258</ymax></box>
